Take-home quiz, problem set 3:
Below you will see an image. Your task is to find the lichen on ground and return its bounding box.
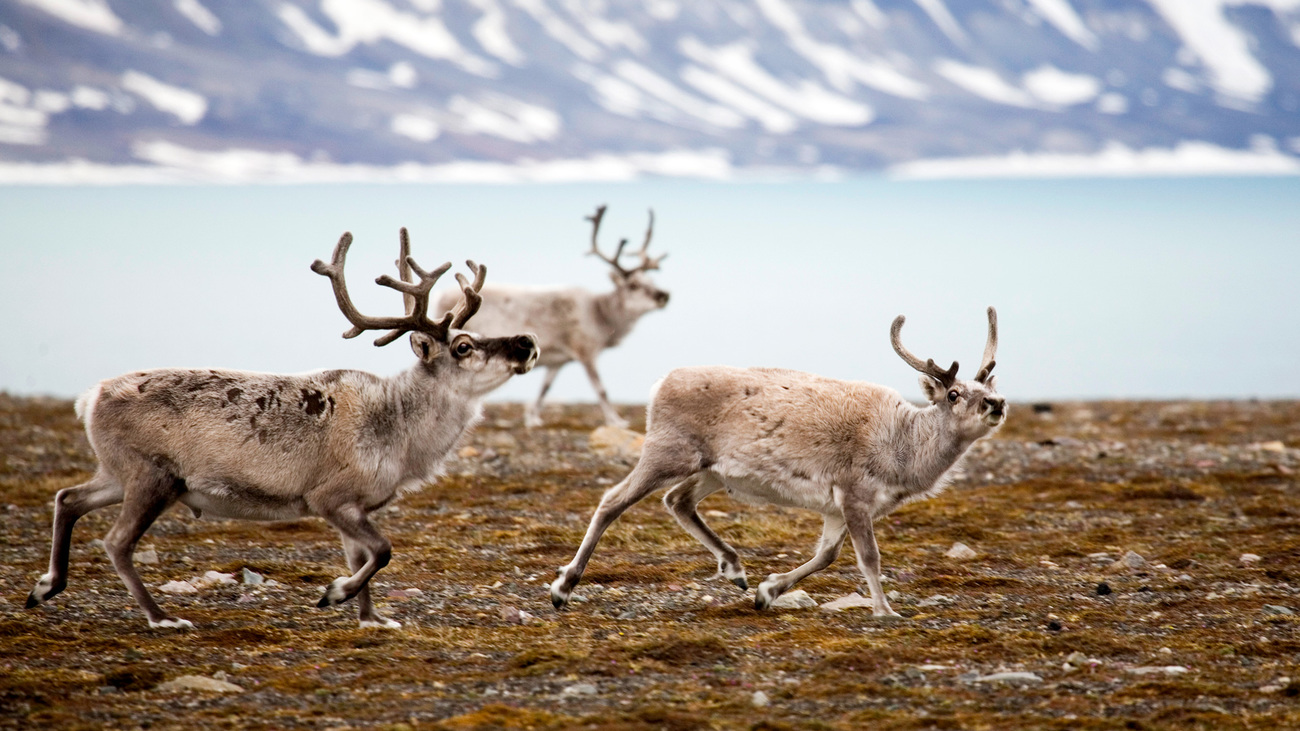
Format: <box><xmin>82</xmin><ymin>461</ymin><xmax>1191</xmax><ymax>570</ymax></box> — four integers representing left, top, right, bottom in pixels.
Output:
<box><xmin>1</xmin><ymin>396</ymin><xmax>1298</xmax><ymax>729</ymax></box>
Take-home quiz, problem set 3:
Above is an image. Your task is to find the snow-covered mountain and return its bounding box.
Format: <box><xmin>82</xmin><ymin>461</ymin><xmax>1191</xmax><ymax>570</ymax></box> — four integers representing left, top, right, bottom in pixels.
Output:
<box><xmin>1</xmin><ymin>0</ymin><xmax>1298</xmax><ymax>182</ymax></box>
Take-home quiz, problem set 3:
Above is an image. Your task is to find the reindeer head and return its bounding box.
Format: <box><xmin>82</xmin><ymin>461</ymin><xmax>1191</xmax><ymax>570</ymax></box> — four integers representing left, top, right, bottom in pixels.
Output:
<box><xmin>586</xmin><ymin>204</ymin><xmax>670</xmax><ymax>316</ymax></box>
<box><xmin>312</xmin><ymin>228</ymin><xmax>538</xmax><ymax>396</ymax></box>
<box><xmin>891</xmin><ymin>307</ymin><xmax>1005</xmax><ymax>438</ymax></box>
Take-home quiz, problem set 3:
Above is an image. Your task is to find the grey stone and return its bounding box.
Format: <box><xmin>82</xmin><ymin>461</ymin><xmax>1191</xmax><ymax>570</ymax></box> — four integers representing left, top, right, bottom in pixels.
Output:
<box><xmin>135</xmin><ymin>547</ymin><xmax>159</xmax><ymax>564</ymax></box>
<box><xmin>155</xmin><ymin>675</ymin><xmax>244</xmax><ymax>693</ymax></box>
<box><xmin>242</xmin><ymin>568</ymin><xmax>264</xmax><ymax>585</ymax></box>
<box><xmin>1263</xmin><ymin>604</ymin><xmax>1295</xmax><ymax>616</ymax></box>
<box><xmin>562</xmin><ymin>683</ymin><xmax>598</xmax><ymax>696</ymax></box>
<box><xmin>751</xmin><ymin>690</ymin><xmax>770</xmax><ymax>708</ymax></box>
<box><xmin>769</xmin><ymin>589</ymin><xmax>817</xmax><ymax>609</ymax></box>
<box><xmin>820</xmin><ymin>593</ymin><xmax>873</xmax><ymax>612</ymax></box>
<box><xmin>974</xmin><ymin>672</ymin><xmax>1043</xmax><ymax>684</ymax></box>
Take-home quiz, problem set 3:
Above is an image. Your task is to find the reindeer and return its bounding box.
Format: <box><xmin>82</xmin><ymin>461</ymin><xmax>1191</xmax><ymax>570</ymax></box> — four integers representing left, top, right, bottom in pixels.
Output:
<box><xmin>26</xmin><ymin>229</ymin><xmax>538</xmax><ymax>630</ymax></box>
<box><xmin>550</xmin><ymin>308</ymin><xmax>1004</xmax><ymax>615</ymax></box>
<box><xmin>437</xmin><ymin>204</ymin><xmax>668</xmax><ymax>428</ymax></box>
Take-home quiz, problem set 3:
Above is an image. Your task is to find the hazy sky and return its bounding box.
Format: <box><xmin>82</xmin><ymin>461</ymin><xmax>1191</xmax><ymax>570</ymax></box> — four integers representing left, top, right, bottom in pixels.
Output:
<box><xmin>1</xmin><ymin>177</ymin><xmax>1297</xmax><ymax>404</ymax></box>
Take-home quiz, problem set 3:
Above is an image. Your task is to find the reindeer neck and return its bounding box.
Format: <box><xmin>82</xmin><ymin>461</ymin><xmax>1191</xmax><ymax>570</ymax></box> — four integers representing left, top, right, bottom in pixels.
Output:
<box><xmin>592</xmin><ymin>290</ymin><xmax>639</xmax><ymax>347</ymax></box>
<box><xmin>374</xmin><ymin>366</ymin><xmax>481</xmax><ymax>472</ymax></box>
<box><xmin>891</xmin><ymin>403</ymin><xmax>976</xmax><ymax>490</ymax></box>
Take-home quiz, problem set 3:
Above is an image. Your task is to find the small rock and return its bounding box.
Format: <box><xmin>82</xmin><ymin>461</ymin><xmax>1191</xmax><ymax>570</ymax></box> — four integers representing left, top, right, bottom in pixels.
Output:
<box><xmin>886</xmin><ymin>590</ymin><xmax>902</xmax><ymax>602</ymax></box>
<box><xmin>1128</xmin><ymin>666</ymin><xmax>1189</xmax><ymax>676</ymax></box>
<box><xmin>769</xmin><ymin>589</ymin><xmax>817</xmax><ymax>609</ymax></box>
<box><xmin>1108</xmin><ymin>551</ymin><xmax>1146</xmax><ymax>572</ymax></box>
<box><xmin>1158</xmin><ymin>647</ymin><xmax>1173</xmax><ymax>655</ymax></box>
<box><xmin>135</xmin><ymin>547</ymin><xmax>159</xmax><ymax>565</ymax></box>
<box><xmin>957</xmin><ymin>671</ymin><xmax>980</xmax><ymax>683</ymax></box>
<box><xmin>155</xmin><ymin>675</ymin><xmax>244</xmax><ymax>693</ymax></box>
<box><xmin>751</xmin><ymin>690</ymin><xmax>770</xmax><ymax>708</ymax></box>
<box><xmin>1096</xmin><ymin>583</ymin><xmax>1112</xmax><ymax>596</ymax></box>
<box><xmin>1047</xmin><ymin>620</ymin><xmax>1063</xmax><ymax>631</ymax></box>
<box><xmin>588</xmin><ymin>426</ymin><xmax>645</xmax><ymax>460</ymax></box>
<box><xmin>974</xmin><ymin>672</ymin><xmax>1043</xmax><ymax>684</ymax></box>
<box><xmin>241</xmin><ymin>568</ymin><xmax>264</xmax><ymax>585</ymax></box>
<box><xmin>483</xmin><ymin>431</ymin><xmax>519</xmax><ymax>453</ymax></box>
<box><xmin>89</xmin><ymin>539</ymin><xmax>105</xmax><ymax>550</ymax></box>
<box><xmin>820</xmin><ymin>593</ymin><xmax>874</xmax><ymax>612</ymax></box>
<box><xmin>457</xmin><ymin>445</ymin><xmax>480</xmax><ymax>459</ymax></box>
<box><xmin>616</xmin><ymin>610</ymin><xmax>637</xmax><ymax>620</ymax></box>
<box><xmin>562</xmin><ymin>683</ymin><xmax>598</xmax><ymax>696</ymax></box>
<box><xmin>1240</xmin><ymin>553</ymin><xmax>1262</xmax><ymax>565</ymax></box>
<box><xmin>945</xmin><ymin>542</ymin><xmax>977</xmax><ymax>560</ymax></box>
<box><xmin>703</xmin><ymin>509</ymin><xmax>729</xmax><ymax>519</ymax></box>
<box><xmin>192</xmin><ymin>571</ymin><xmax>237</xmax><ymax>589</ymax></box>
<box><xmin>1065</xmin><ymin>651</ymin><xmax>1088</xmax><ymax>665</ymax></box>
<box><xmin>917</xmin><ymin>594</ymin><xmax>954</xmax><ymax>607</ymax></box>
<box><xmin>158</xmin><ymin>580</ymin><xmax>198</xmax><ymax>594</ymax></box>
<box><xmin>500</xmin><ymin>606</ymin><xmax>523</xmax><ymax>624</ymax></box>
<box><xmin>1259</xmin><ymin>441</ymin><xmax>1286</xmax><ymax>453</ymax></box>
<box><xmin>1262</xmin><ymin>604</ymin><xmax>1295</xmax><ymax>616</ymax></box>
<box><xmin>96</xmin><ymin>686</ymin><xmax>118</xmax><ymax>695</ymax></box>
<box><xmin>387</xmin><ymin>588</ymin><xmax>422</xmax><ymax>600</ymax></box>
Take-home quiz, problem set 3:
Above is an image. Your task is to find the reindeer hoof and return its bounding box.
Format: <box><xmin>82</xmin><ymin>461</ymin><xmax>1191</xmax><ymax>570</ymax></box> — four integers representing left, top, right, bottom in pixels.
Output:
<box><xmin>524</xmin><ymin>413</ymin><xmax>543</xmax><ymax>428</ymax></box>
<box><xmin>148</xmin><ymin>617</ymin><xmax>194</xmax><ymax>630</ymax></box>
<box><xmin>26</xmin><ymin>574</ymin><xmax>62</xmax><ymax>608</ymax></box>
<box><xmin>755</xmin><ymin>579</ymin><xmax>780</xmax><ymax>610</ymax></box>
<box><xmin>731</xmin><ymin>576</ymin><xmax>749</xmax><ymax>591</ymax></box>
<box><xmin>549</xmin><ymin>576</ymin><xmax>571</xmax><ymax>610</ymax></box>
<box><xmin>317</xmin><ymin>578</ymin><xmax>349</xmax><ymax>608</ymax></box>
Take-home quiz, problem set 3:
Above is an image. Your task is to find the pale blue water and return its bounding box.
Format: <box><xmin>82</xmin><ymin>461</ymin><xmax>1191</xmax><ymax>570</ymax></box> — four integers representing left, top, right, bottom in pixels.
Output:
<box><xmin>1</xmin><ymin>177</ymin><xmax>1297</xmax><ymax>403</ymax></box>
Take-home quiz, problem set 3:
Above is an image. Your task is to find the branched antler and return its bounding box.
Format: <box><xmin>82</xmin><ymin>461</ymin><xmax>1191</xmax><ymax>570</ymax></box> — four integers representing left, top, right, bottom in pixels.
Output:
<box><xmin>974</xmin><ymin>307</ymin><xmax>998</xmax><ymax>383</ymax></box>
<box><xmin>312</xmin><ymin>230</ymin><xmax>485</xmax><ymax>346</ymax></box>
<box><xmin>586</xmin><ymin>204</ymin><xmax>666</xmax><ymax>276</ymax></box>
<box><xmin>891</xmin><ymin>316</ymin><xmax>960</xmax><ymax>389</ymax></box>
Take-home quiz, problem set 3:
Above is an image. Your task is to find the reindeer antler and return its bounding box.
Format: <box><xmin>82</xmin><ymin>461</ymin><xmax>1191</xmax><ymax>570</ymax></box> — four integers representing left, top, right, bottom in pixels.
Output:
<box><xmin>974</xmin><ymin>307</ymin><xmax>998</xmax><ymax>383</ymax></box>
<box><xmin>586</xmin><ymin>204</ymin><xmax>666</xmax><ymax>276</ymax></box>
<box><xmin>891</xmin><ymin>315</ymin><xmax>959</xmax><ymax>389</ymax></box>
<box><xmin>312</xmin><ymin>230</ymin><xmax>484</xmax><ymax>347</ymax></box>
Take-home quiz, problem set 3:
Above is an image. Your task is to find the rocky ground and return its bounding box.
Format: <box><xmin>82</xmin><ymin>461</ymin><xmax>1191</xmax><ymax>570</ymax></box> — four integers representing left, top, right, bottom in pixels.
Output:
<box><xmin>1</xmin><ymin>395</ymin><xmax>1298</xmax><ymax>730</ymax></box>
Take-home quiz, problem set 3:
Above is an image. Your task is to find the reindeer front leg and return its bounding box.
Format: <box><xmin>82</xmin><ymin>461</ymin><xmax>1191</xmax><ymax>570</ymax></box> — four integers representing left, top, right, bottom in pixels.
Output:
<box><xmin>578</xmin><ymin>356</ymin><xmax>627</xmax><ymax>428</ymax></box>
<box><xmin>837</xmin><ymin>486</ymin><xmax>900</xmax><ymax>617</ymax></box>
<box><xmin>525</xmin><ymin>365</ymin><xmax>563</xmax><ymax>428</ymax></box>
<box><xmin>313</xmin><ymin>499</ymin><xmax>392</xmax><ymax>612</ymax></box>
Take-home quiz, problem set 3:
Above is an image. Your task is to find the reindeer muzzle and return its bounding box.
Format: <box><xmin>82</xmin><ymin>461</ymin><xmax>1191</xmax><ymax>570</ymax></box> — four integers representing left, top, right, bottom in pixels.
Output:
<box><xmin>511</xmin><ymin>334</ymin><xmax>540</xmax><ymax>374</ymax></box>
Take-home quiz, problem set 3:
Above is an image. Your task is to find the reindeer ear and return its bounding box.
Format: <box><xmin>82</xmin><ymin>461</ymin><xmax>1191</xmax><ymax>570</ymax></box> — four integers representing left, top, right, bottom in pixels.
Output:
<box><xmin>609</xmin><ymin>270</ymin><xmax>626</xmax><ymax>287</ymax></box>
<box><xmin>919</xmin><ymin>375</ymin><xmax>945</xmax><ymax>403</ymax></box>
<box><xmin>409</xmin><ymin>332</ymin><xmax>442</xmax><ymax>363</ymax></box>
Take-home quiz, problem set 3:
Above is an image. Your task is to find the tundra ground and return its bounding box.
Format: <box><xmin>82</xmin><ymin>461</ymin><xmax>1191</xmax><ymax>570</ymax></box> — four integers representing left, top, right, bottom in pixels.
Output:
<box><xmin>1</xmin><ymin>395</ymin><xmax>1298</xmax><ymax>730</ymax></box>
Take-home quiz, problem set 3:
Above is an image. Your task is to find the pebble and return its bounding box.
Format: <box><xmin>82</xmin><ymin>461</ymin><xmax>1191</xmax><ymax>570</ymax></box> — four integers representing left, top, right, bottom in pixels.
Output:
<box><xmin>769</xmin><ymin>590</ymin><xmax>817</xmax><ymax>609</ymax></box>
<box><xmin>241</xmin><ymin>568</ymin><xmax>264</xmax><ymax>585</ymax></box>
<box><xmin>945</xmin><ymin>542</ymin><xmax>977</xmax><ymax>560</ymax></box>
<box><xmin>917</xmin><ymin>594</ymin><xmax>954</xmax><ymax>607</ymax></box>
<box><xmin>820</xmin><ymin>593</ymin><xmax>873</xmax><ymax>612</ymax></box>
<box><xmin>1262</xmin><ymin>605</ymin><xmax>1295</xmax><ymax>616</ymax></box>
<box><xmin>135</xmin><ymin>547</ymin><xmax>159</xmax><ymax>565</ymax></box>
<box><xmin>1108</xmin><ymin>551</ymin><xmax>1147</xmax><ymax>572</ymax></box>
<box><xmin>192</xmin><ymin>571</ymin><xmax>237</xmax><ymax>589</ymax></box>
<box><xmin>974</xmin><ymin>672</ymin><xmax>1043</xmax><ymax>684</ymax></box>
<box><xmin>1240</xmin><ymin>553</ymin><xmax>1262</xmax><ymax>565</ymax></box>
<box><xmin>562</xmin><ymin>683</ymin><xmax>598</xmax><ymax>696</ymax></box>
<box><xmin>158</xmin><ymin>580</ymin><xmax>198</xmax><ymax>594</ymax></box>
<box><xmin>751</xmin><ymin>690</ymin><xmax>770</xmax><ymax>708</ymax></box>
<box><xmin>155</xmin><ymin>675</ymin><xmax>244</xmax><ymax>693</ymax></box>
<box><xmin>1128</xmin><ymin>666</ymin><xmax>1189</xmax><ymax>676</ymax></box>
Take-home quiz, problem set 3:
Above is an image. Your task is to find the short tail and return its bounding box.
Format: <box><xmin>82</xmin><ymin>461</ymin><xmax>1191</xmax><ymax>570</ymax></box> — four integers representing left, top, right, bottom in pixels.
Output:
<box><xmin>74</xmin><ymin>383</ymin><xmax>101</xmax><ymax>424</ymax></box>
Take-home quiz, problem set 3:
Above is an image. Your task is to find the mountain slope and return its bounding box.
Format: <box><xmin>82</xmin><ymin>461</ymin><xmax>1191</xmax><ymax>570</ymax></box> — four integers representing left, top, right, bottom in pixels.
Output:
<box><xmin>1</xmin><ymin>0</ymin><xmax>1298</xmax><ymax>181</ymax></box>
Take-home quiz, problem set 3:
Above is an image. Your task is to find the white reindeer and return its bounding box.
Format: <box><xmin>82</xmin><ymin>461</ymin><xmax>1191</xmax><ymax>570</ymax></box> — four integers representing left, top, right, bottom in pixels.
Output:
<box><xmin>27</xmin><ymin>228</ymin><xmax>539</xmax><ymax>630</ymax></box>
<box><xmin>438</xmin><ymin>204</ymin><xmax>668</xmax><ymax>428</ymax></box>
<box><xmin>550</xmin><ymin>308</ymin><xmax>1004</xmax><ymax>615</ymax></box>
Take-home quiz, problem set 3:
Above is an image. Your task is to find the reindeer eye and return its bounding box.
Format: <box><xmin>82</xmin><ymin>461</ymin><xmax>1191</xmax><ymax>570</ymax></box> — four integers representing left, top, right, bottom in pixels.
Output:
<box><xmin>454</xmin><ymin>341</ymin><xmax>473</xmax><ymax>357</ymax></box>
<box><xmin>947</xmin><ymin>390</ymin><xmax>959</xmax><ymax>403</ymax></box>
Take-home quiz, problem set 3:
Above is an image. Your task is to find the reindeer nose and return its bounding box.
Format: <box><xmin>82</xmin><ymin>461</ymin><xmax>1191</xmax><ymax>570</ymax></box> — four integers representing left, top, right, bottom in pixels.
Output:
<box><xmin>655</xmin><ymin>291</ymin><xmax>670</xmax><ymax>306</ymax></box>
<box><xmin>984</xmin><ymin>396</ymin><xmax>1005</xmax><ymax>413</ymax></box>
<box><xmin>510</xmin><ymin>335</ymin><xmax>539</xmax><ymax>370</ymax></box>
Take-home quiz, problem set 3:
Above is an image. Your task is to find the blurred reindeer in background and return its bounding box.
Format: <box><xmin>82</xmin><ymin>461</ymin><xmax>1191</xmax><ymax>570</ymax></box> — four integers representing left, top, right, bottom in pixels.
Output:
<box><xmin>438</xmin><ymin>204</ymin><xmax>669</xmax><ymax>428</ymax></box>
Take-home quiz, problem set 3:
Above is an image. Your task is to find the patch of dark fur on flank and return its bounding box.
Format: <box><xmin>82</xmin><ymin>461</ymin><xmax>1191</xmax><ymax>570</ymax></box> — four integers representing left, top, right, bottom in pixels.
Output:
<box><xmin>300</xmin><ymin>389</ymin><xmax>327</xmax><ymax>416</ymax></box>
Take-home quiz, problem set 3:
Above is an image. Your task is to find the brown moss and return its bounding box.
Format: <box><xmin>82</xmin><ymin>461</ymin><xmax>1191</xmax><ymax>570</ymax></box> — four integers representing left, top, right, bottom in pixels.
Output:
<box><xmin>103</xmin><ymin>664</ymin><xmax>166</xmax><ymax>691</ymax></box>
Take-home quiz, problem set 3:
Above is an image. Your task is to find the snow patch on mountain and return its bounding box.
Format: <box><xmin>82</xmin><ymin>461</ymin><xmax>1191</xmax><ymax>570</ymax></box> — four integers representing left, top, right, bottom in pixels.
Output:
<box><xmin>1025</xmin><ymin>0</ymin><xmax>1099</xmax><ymax>49</ymax></box>
<box><xmin>121</xmin><ymin>71</ymin><xmax>207</xmax><ymax>125</ymax></box>
<box><xmin>1023</xmin><ymin>65</ymin><xmax>1103</xmax><ymax>106</ymax></box>
<box><xmin>935</xmin><ymin>60</ymin><xmax>1035</xmax><ymax>107</ymax></box>
<box><xmin>891</xmin><ymin>140</ymin><xmax>1300</xmax><ymax>178</ymax></box>
<box><xmin>174</xmin><ymin>0</ymin><xmax>221</xmax><ymax>36</ymax></box>
<box><xmin>17</xmin><ymin>0</ymin><xmax>122</xmax><ymax>36</ymax></box>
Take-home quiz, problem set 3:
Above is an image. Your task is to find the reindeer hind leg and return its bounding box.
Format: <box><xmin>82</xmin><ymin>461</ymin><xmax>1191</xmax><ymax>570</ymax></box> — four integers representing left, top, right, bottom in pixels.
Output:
<box><xmin>27</xmin><ymin>471</ymin><xmax>123</xmax><ymax>609</ymax></box>
<box><xmin>662</xmin><ymin>473</ymin><xmax>747</xmax><ymax>590</ymax></box>
<box><xmin>102</xmin><ymin>469</ymin><xmax>188</xmax><ymax>628</ymax></box>
<box><xmin>344</xmin><ymin>535</ymin><xmax>400</xmax><ymax>629</ymax></box>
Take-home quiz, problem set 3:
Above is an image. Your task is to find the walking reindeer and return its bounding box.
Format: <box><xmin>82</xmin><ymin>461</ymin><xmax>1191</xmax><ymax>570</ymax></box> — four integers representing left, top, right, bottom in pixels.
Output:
<box><xmin>551</xmin><ymin>308</ymin><xmax>1004</xmax><ymax>615</ymax></box>
<box><xmin>27</xmin><ymin>229</ymin><xmax>538</xmax><ymax>629</ymax></box>
<box><xmin>437</xmin><ymin>204</ymin><xmax>668</xmax><ymax>428</ymax></box>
